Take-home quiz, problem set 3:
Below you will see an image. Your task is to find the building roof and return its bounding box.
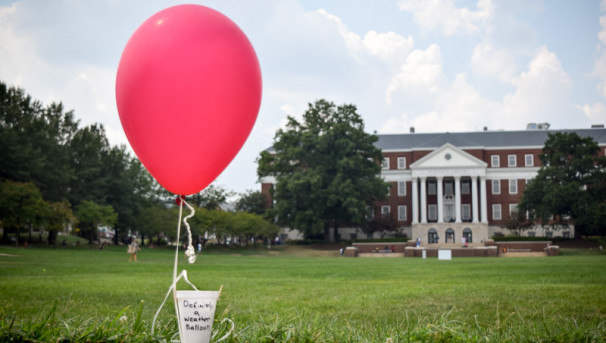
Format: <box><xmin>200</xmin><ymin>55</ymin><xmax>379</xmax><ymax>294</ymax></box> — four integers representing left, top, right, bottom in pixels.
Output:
<box><xmin>376</xmin><ymin>128</ymin><xmax>606</xmax><ymax>151</ymax></box>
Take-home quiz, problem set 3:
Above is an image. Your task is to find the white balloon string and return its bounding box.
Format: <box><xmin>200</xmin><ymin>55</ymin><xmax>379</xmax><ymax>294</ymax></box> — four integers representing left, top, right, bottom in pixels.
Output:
<box><xmin>181</xmin><ymin>198</ymin><xmax>197</xmax><ymax>264</ymax></box>
<box><xmin>151</xmin><ymin>270</ymin><xmax>199</xmax><ymax>334</ymax></box>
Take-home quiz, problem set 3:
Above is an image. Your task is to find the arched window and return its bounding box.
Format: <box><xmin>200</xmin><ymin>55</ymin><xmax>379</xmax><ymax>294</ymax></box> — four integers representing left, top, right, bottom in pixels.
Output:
<box><xmin>463</xmin><ymin>228</ymin><xmax>472</xmax><ymax>243</ymax></box>
<box><xmin>445</xmin><ymin>228</ymin><xmax>455</xmax><ymax>243</ymax></box>
<box><xmin>428</xmin><ymin>229</ymin><xmax>438</xmax><ymax>244</ymax></box>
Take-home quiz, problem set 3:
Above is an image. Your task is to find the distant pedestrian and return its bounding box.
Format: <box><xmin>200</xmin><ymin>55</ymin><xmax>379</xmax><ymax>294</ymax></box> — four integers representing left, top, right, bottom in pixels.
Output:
<box><xmin>416</xmin><ymin>237</ymin><xmax>421</xmax><ymax>248</ymax></box>
<box><xmin>128</xmin><ymin>237</ymin><xmax>140</xmax><ymax>262</ymax></box>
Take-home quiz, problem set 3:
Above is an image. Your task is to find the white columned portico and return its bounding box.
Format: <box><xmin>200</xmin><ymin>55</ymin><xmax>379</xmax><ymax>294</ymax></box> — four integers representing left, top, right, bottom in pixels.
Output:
<box><xmin>454</xmin><ymin>176</ymin><xmax>462</xmax><ymax>223</ymax></box>
<box><xmin>412</xmin><ymin>177</ymin><xmax>419</xmax><ymax>224</ymax></box>
<box><xmin>420</xmin><ymin>177</ymin><xmax>427</xmax><ymax>223</ymax></box>
<box><xmin>437</xmin><ymin>176</ymin><xmax>444</xmax><ymax>223</ymax></box>
<box><xmin>480</xmin><ymin>176</ymin><xmax>488</xmax><ymax>223</ymax></box>
<box><xmin>472</xmin><ymin>176</ymin><xmax>479</xmax><ymax>223</ymax></box>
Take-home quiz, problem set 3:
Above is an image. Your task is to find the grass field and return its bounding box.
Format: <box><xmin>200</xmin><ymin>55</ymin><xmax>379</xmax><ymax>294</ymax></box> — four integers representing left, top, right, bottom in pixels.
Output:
<box><xmin>1</xmin><ymin>244</ymin><xmax>605</xmax><ymax>342</ymax></box>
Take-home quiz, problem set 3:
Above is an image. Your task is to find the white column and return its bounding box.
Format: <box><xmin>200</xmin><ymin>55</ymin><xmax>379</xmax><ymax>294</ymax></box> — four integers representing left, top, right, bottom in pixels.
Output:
<box><xmin>420</xmin><ymin>177</ymin><xmax>427</xmax><ymax>224</ymax></box>
<box><xmin>412</xmin><ymin>177</ymin><xmax>419</xmax><ymax>224</ymax></box>
<box><xmin>455</xmin><ymin>176</ymin><xmax>462</xmax><ymax>223</ymax></box>
<box><xmin>437</xmin><ymin>176</ymin><xmax>444</xmax><ymax>223</ymax></box>
<box><xmin>472</xmin><ymin>176</ymin><xmax>479</xmax><ymax>223</ymax></box>
<box><xmin>480</xmin><ymin>176</ymin><xmax>488</xmax><ymax>223</ymax></box>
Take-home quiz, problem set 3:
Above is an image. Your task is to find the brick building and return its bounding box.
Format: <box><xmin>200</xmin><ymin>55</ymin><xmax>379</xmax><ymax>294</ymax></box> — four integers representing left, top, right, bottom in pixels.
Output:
<box><xmin>260</xmin><ymin>125</ymin><xmax>606</xmax><ymax>243</ymax></box>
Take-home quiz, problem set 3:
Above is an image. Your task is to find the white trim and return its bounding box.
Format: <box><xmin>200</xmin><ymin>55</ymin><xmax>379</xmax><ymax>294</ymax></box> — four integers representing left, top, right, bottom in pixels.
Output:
<box><xmin>260</xmin><ymin>176</ymin><xmax>277</xmax><ymax>184</ymax></box>
<box><xmin>486</xmin><ymin>168</ymin><xmax>539</xmax><ymax>180</ymax></box>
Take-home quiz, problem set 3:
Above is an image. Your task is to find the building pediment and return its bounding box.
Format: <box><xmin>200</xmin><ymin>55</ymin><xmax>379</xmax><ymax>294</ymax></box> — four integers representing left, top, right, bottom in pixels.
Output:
<box><xmin>410</xmin><ymin>143</ymin><xmax>487</xmax><ymax>177</ymax></box>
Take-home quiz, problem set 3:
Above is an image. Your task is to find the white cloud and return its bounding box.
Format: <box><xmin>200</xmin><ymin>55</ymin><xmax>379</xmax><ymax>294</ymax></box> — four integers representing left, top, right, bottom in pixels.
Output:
<box><xmin>470</xmin><ymin>43</ymin><xmax>517</xmax><ymax>83</ymax></box>
<box><xmin>580</xmin><ymin>102</ymin><xmax>606</xmax><ymax>124</ymax></box>
<box><xmin>385</xmin><ymin>44</ymin><xmax>445</xmax><ymax>104</ymax></box>
<box><xmin>381</xmin><ymin>46</ymin><xmax>576</xmax><ymax>133</ymax></box>
<box><xmin>362</xmin><ymin>30</ymin><xmax>414</xmax><ymax>66</ymax></box>
<box><xmin>398</xmin><ymin>0</ymin><xmax>493</xmax><ymax>36</ymax></box>
<box><xmin>596</xmin><ymin>7</ymin><xmax>606</xmax><ymax>98</ymax></box>
<box><xmin>503</xmin><ymin>47</ymin><xmax>571</xmax><ymax>125</ymax></box>
<box><xmin>317</xmin><ymin>9</ymin><xmax>414</xmax><ymax>67</ymax></box>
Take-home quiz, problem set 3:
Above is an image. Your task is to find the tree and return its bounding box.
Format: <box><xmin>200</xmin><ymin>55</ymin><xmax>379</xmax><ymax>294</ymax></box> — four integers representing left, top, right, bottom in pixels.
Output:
<box><xmin>45</xmin><ymin>200</ymin><xmax>75</xmax><ymax>245</ymax></box>
<box><xmin>502</xmin><ymin>210</ymin><xmax>533</xmax><ymax>237</ymax></box>
<box><xmin>189</xmin><ymin>184</ymin><xmax>234</xmax><ymax>210</ymax></box>
<box><xmin>520</xmin><ymin>132</ymin><xmax>606</xmax><ymax>235</ymax></box>
<box><xmin>68</xmin><ymin>124</ymin><xmax>111</xmax><ymax>206</ymax></box>
<box><xmin>361</xmin><ymin>212</ymin><xmax>399</xmax><ymax>239</ymax></box>
<box><xmin>0</xmin><ymin>82</ymin><xmax>78</xmax><ymax>202</ymax></box>
<box><xmin>235</xmin><ymin>190</ymin><xmax>267</xmax><ymax>215</ymax></box>
<box><xmin>257</xmin><ymin>99</ymin><xmax>389</xmax><ymax>242</ymax></box>
<box><xmin>0</xmin><ymin>181</ymin><xmax>48</xmax><ymax>245</ymax></box>
<box><xmin>75</xmin><ymin>200</ymin><xmax>117</xmax><ymax>245</ymax></box>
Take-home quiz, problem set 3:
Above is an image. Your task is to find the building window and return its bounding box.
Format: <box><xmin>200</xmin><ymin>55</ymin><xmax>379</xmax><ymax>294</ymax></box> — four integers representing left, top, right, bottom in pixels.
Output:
<box><xmin>444</xmin><ymin>181</ymin><xmax>453</xmax><ymax>196</ymax></box>
<box><xmin>366</xmin><ymin>206</ymin><xmax>375</xmax><ymax>220</ymax></box>
<box><xmin>525</xmin><ymin>154</ymin><xmax>534</xmax><ymax>167</ymax></box>
<box><xmin>397</xmin><ymin>181</ymin><xmax>406</xmax><ymax>196</ymax></box>
<box><xmin>461</xmin><ymin>179</ymin><xmax>470</xmax><ymax>194</ymax></box>
<box><xmin>463</xmin><ymin>228</ymin><xmax>473</xmax><ymax>243</ymax></box>
<box><xmin>428</xmin><ymin>180</ymin><xmax>437</xmax><ymax>195</ymax></box>
<box><xmin>428</xmin><ymin>204</ymin><xmax>437</xmax><ymax>221</ymax></box>
<box><xmin>462</xmin><ymin>204</ymin><xmax>471</xmax><ymax>221</ymax></box>
<box><xmin>528</xmin><ymin>231</ymin><xmax>536</xmax><ymax>237</ymax></box>
<box><xmin>381</xmin><ymin>158</ymin><xmax>389</xmax><ymax>170</ymax></box>
<box><xmin>492</xmin><ymin>179</ymin><xmax>500</xmax><ymax>194</ymax></box>
<box><xmin>397</xmin><ymin>157</ymin><xmax>406</xmax><ymax>169</ymax></box>
<box><xmin>508</xmin><ymin>154</ymin><xmax>517</xmax><ymax>167</ymax></box>
<box><xmin>445</xmin><ymin>228</ymin><xmax>455</xmax><ymax>243</ymax></box>
<box><xmin>509</xmin><ymin>203</ymin><xmax>518</xmax><ymax>216</ymax></box>
<box><xmin>428</xmin><ymin>229</ymin><xmax>438</xmax><ymax>244</ymax></box>
<box><xmin>509</xmin><ymin>179</ymin><xmax>518</xmax><ymax>194</ymax></box>
<box><xmin>381</xmin><ymin>205</ymin><xmax>390</xmax><ymax>217</ymax></box>
<box><xmin>398</xmin><ymin>205</ymin><xmax>407</xmax><ymax>221</ymax></box>
<box><xmin>492</xmin><ymin>204</ymin><xmax>502</xmax><ymax>220</ymax></box>
<box><xmin>491</xmin><ymin>155</ymin><xmax>500</xmax><ymax>167</ymax></box>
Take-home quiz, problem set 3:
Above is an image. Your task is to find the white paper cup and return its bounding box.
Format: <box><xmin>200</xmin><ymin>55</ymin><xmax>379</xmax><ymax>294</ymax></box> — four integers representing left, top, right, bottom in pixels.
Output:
<box><xmin>175</xmin><ymin>290</ymin><xmax>220</xmax><ymax>343</ymax></box>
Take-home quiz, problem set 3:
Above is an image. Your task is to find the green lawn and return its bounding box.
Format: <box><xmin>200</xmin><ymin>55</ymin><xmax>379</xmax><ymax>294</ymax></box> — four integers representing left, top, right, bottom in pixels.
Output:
<box><xmin>1</xmin><ymin>245</ymin><xmax>605</xmax><ymax>342</ymax></box>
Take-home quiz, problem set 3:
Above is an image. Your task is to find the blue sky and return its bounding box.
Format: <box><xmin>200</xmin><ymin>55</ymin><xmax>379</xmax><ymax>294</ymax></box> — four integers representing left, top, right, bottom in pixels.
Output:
<box><xmin>1</xmin><ymin>0</ymin><xmax>605</xmax><ymax>195</ymax></box>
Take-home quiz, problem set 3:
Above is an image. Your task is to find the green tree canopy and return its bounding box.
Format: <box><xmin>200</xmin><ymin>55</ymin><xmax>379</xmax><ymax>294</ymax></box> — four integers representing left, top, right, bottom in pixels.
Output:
<box><xmin>257</xmin><ymin>99</ymin><xmax>389</xmax><ymax>241</ymax></box>
<box><xmin>75</xmin><ymin>200</ymin><xmax>117</xmax><ymax>244</ymax></box>
<box><xmin>235</xmin><ymin>190</ymin><xmax>267</xmax><ymax>215</ymax></box>
<box><xmin>520</xmin><ymin>132</ymin><xmax>606</xmax><ymax>235</ymax></box>
<box><xmin>188</xmin><ymin>184</ymin><xmax>234</xmax><ymax>210</ymax></box>
<box><xmin>0</xmin><ymin>180</ymin><xmax>48</xmax><ymax>245</ymax></box>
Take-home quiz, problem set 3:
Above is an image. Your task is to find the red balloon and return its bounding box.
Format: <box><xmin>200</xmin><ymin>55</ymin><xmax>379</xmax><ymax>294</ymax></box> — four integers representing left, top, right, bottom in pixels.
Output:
<box><xmin>116</xmin><ymin>5</ymin><xmax>262</xmax><ymax>195</ymax></box>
